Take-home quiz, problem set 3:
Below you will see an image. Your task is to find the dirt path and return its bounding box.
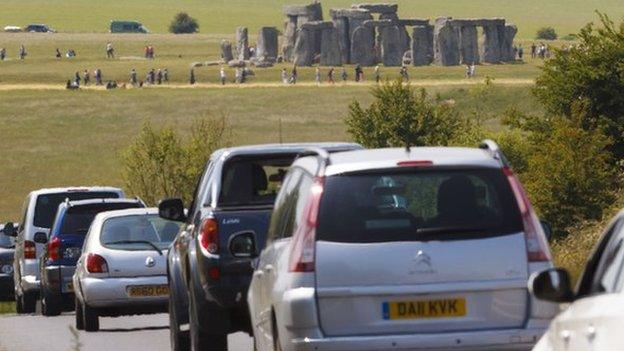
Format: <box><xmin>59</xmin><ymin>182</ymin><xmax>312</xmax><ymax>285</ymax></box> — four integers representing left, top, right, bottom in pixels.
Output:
<box><xmin>0</xmin><ymin>78</ymin><xmax>534</xmax><ymax>91</ymax></box>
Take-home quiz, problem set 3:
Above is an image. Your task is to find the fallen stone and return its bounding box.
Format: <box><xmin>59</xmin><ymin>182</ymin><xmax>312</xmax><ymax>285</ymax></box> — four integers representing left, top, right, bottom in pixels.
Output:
<box><xmin>228</xmin><ymin>59</ymin><xmax>246</xmax><ymax>68</ymax></box>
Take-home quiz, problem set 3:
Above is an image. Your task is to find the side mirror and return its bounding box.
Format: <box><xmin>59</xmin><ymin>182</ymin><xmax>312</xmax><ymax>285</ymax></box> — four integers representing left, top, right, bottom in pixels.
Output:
<box><xmin>529</xmin><ymin>268</ymin><xmax>574</xmax><ymax>303</ymax></box>
<box><xmin>229</xmin><ymin>232</ymin><xmax>257</xmax><ymax>259</ymax></box>
<box><xmin>2</xmin><ymin>222</ymin><xmax>17</xmax><ymax>237</ymax></box>
<box><xmin>541</xmin><ymin>220</ymin><xmax>553</xmax><ymax>242</ymax></box>
<box><xmin>33</xmin><ymin>232</ymin><xmax>48</xmax><ymax>244</ymax></box>
<box><xmin>158</xmin><ymin>198</ymin><xmax>187</xmax><ymax>222</ymax></box>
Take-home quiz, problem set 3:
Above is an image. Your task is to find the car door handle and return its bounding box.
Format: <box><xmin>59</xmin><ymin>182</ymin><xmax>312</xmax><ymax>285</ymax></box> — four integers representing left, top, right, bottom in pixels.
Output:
<box><xmin>560</xmin><ymin>330</ymin><xmax>572</xmax><ymax>342</ymax></box>
<box><xmin>265</xmin><ymin>265</ymin><xmax>274</xmax><ymax>273</ymax></box>
<box><xmin>586</xmin><ymin>325</ymin><xmax>596</xmax><ymax>340</ymax></box>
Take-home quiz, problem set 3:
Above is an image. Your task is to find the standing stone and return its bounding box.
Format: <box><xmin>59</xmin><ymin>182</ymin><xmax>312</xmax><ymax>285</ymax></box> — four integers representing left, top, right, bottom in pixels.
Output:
<box><xmin>283</xmin><ymin>16</ymin><xmax>298</xmax><ymax>61</ymax></box>
<box><xmin>411</xmin><ymin>25</ymin><xmax>434</xmax><ymax>66</ymax></box>
<box><xmin>220</xmin><ymin>40</ymin><xmax>233</xmax><ymax>62</ymax></box>
<box><xmin>236</xmin><ymin>27</ymin><xmax>249</xmax><ymax>61</ymax></box>
<box><xmin>501</xmin><ymin>24</ymin><xmax>518</xmax><ymax>61</ymax></box>
<box><xmin>433</xmin><ymin>17</ymin><xmax>460</xmax><ymax>66</ymax></box>
<box><xmin>481</xmin><ymin>19</ymin><xmax>505</xmax><ymax>63</ymax></box>
<box><xmin>294</xmin><ymin>27</ymin><xmax>315</xmax><ymax>66</ymax></box>
<box><xmin>256</xmin><ymin>27</ymin><xmax>279</xmax><ymax>61</ymax></box>
<box><xmin>320</xmin><ymin>26</ymin><xmax>342</xmax><ymax>66</ymax></box>
<box><xmin>332</xmin><ymin>16</ymin><xmax>350</xmax><ymax>64</ymax></box>
<box><xmin>380</xmin><ymin>25</ymin><xmax>403</xmax><ymax>66</ymax></box>
<box><xmin>459</xmin><ymin>25</ymin><xmax>479</xmax><ymax>64</ymax></box>
<box><xmin>350</xmin><ymin>25</ymin><xmax>375</xmax><ymax>66</ymax></box>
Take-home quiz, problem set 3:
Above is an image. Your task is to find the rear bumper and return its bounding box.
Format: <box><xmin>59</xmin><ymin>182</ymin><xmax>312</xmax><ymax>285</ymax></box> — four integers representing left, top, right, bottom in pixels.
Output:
<box><xmin>288</xmin><ymin>327</ymin><xmax>545</xmax><ymax>351</ymax></box>
<box><xmin>80</xmin><ymin>275</ymin><xmax>168</xmax><ymax>308</ymax></box>
<box><xmin>43</xmin><ymin>265</ymin><xmax>75</xmax><ymax>294</ymax></box>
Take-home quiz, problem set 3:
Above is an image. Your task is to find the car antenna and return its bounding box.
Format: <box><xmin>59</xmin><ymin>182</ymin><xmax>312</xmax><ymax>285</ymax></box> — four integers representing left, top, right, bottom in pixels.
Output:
<box><xmin>405</xmin><ymin>141</ymin><xmax>411</xmax><ymax>153</ymax></box>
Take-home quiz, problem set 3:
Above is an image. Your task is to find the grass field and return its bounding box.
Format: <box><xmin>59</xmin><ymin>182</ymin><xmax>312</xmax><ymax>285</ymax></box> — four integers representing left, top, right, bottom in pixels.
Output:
<box><xmin>1</xmin><ymin>0</ymin><xmax>622</xmax><ymax>39</ymax></box>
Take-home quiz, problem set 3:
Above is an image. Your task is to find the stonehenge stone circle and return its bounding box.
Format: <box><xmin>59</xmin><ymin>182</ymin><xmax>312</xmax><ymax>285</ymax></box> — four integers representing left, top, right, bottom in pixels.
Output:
<box><xmin>220</xmin><ymin>40</ymin><xmax>233</xmax><ymax>62</ymax></box>
<box><xmin>236</xmin><ymin>27</ymin><xmax>249</xmax><ymax>61</ymax></box>
<box><xmin>283</xmin><ymin>2</ymin><xmax>323</xmax><ymax>61</ymax></box>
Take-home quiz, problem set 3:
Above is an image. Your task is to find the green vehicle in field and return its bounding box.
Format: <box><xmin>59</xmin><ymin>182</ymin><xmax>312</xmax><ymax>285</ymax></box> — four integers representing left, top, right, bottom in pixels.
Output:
<box><xmin>109</xmin><ymin>20</ymin><xmax>149</xmax><ymax>33</ymax></box>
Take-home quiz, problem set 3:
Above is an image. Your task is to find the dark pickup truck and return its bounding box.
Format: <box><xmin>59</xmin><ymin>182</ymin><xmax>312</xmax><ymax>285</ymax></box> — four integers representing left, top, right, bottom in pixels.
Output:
<box><xmin>159</xmin><ymin>143</ymin><xmax>361</xmax><ymax>351</ymax></box>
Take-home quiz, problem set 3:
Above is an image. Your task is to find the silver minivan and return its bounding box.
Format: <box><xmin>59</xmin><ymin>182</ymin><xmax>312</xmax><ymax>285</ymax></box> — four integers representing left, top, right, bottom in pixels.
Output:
<box><xmin>247</xmin><ymin>142</ymin><xmax>558</xmax><ymax>351</ymax></box>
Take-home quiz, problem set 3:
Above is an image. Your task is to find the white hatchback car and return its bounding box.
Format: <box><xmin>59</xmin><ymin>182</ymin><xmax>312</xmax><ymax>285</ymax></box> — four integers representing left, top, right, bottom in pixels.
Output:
<box><xmin>73</xmin><ymin>208</ymin><xmax>182</xmax><ymax>331</ymax></box>
<box><xmin>247</xmin><ymin>142</ymin><xmax>558</xmax><ymax>351</ymax></box>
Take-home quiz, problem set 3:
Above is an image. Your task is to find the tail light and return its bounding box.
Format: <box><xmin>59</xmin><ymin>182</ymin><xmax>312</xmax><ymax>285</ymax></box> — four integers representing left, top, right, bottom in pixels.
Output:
<box><xmin>199</xmin><ymin>218</ymin><xmax>219</xmax><ymax>255</ymax></box>
<box><xmin>24</xmin><ymin>240</ymin><xmax>36</xmax><ymax>259</ymax></box>
<box><xmin>503</xmin><ymin>167</ymin><xmax>552</xmax><ymax>262</ymax></box>
<box><xmin>48</xmin><ymin>236</ymin><xmax>61</xmax><ymax>261</ymax></box>
<box><xmin>86</xmin><ymin>253</ymin><xmax>108</xmax><ymax>273</ymax></box>
<box><xmin>289</xmin><ymin>177</ymin><xmax>325</xmax><ymax>272</ymax></box>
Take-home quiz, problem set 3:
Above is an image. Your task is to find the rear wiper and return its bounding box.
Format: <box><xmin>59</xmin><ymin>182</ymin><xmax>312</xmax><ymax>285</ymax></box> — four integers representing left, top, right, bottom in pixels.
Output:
<box><xmin>104</xmin><ymin>240</ymin><xmax>163</xmax><ymax>256</ymax></box>
<box><xmin>416</xmin><ymin>226</ymin><xmax>494</xmax><ymax>237</ymax></box>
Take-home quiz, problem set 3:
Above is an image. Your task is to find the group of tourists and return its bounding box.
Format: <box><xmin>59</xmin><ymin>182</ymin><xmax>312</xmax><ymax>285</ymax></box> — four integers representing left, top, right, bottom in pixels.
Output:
<box><xmin>0</xmin><ymin>45</ymin><xmax>27</xmax><ymax>60</ymax></box>
<box><xmin>530</xmin><ymin>43</ymin><xmax>551</xmax><ymax>59</ymax></box>
<box><xmin>66</xmin><ymin>68</ymin><xmax>103</xmax><ymax>88</ymax></box>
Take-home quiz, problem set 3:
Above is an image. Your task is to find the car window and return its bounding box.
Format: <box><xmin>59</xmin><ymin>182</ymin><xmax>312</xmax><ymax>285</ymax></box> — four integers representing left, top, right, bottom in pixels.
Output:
<box><xmin>34</xmin><ymin>191</ymin><xmax>120</xmax><ymax>229</ymax></box>
<box><xmin>316</xmin><ymin>168</ymin><xmax>522</xmax><ymax>243</ymax></box>
<box><xmin>55</xmin><ymin>202</ymin><xmax>143</xmax><ymax>236</ymax></box>
<box><xmin>0</xmin><ymin>232</ymin><xmax>14</xmax><ymax>248</ymax></box>
<box><xmin>100</xmin><ymin>214</ymin><xmax>182</xmax><ymax>250</ymax></box>
<box><xmin>267</xmin><ymin>169</ymin><xmax>303</xmax><ymax>242</ymax></box>
<box><xmin>590</xmin><ymin>222</ymin><xmax>624</xmax><ymax>294</ymax></box>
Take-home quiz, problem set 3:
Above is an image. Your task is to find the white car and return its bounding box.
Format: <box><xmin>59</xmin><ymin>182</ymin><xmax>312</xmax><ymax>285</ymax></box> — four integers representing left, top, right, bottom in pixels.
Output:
<box><xmin>247</xmin><ymin>141</ymin><xmax>558</xmax><ymax>351</ymax></box>
<box><xmin>531</xmin><ymin>210</ymin><xmax>624</xmax><ymax>351</ymax></box>
<box><xmin>3</xmin><ymin>26</ymin><xmax>22</xmax><ymax>32</ymax></box>
<box><xmin>73</xmin><ymin>208</ymin><xmax>182</xmax><ymax>332</ymax></box>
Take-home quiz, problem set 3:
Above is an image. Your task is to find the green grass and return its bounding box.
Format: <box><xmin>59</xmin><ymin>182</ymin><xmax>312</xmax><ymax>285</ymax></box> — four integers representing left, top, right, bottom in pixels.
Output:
<box><xmin>0</xmin><ymin>84</ymin><xmax>540</xmax><ymax>220</ymax></box>
<box><xmin>1</xmin><ymin>0</ymin><xmax>622</xmax><ymax>38</ymax></box>
<box><xmin>0</xmin><ymin>302</ymin><xmax>15</xmax><ymax>315</ymax></box>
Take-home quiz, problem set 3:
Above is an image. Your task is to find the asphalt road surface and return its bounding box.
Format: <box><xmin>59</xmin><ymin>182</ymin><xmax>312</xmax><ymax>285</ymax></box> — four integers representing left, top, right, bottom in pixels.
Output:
<box><xmin>0</xmin><ymin>312</ymin><xmax>254</xmax><ymax>351</ymax></box>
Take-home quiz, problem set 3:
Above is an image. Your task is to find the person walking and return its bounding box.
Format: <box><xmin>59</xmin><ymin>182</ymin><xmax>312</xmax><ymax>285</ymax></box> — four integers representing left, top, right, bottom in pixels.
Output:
<box><xmin>315</xmin><ymin>67</ymin><xmax>321</xmax><ymax>86</ymax></box>
<box><xmin>106</xmin><ymin>42</ymin><xmax>115</xmax><ymax>59</ymax></box>
<box><xmin>469</xmin><ymin>63</ymin><xmax>476</xmax><ymax>77</ymax></box>
<box><xmin>341</xmin><ymin>67</ymin><xmax>348</xmax><ymax>82</ymax></box>
<box><xmin>0</xmin><ymin>47</ymin><xmax>6</xmax><ymax>61</ymax></box>
<box><xmin>94</xmin><ymin>68</ymin><xmax>103</xmax><ymax>85</ymax></box>
<box><xmin>74</xmin><ymin>71</ymin><xmax>81</xmax><ymax>86</ymax></box>
<box><xmin>55</xmin><ymin>48</ymin><xmax>62</xmax><ymax>59</ymax></box>
<box><xmin>280</xmin><ymin>68</ymin><xmax>288</xmax><ymax>84</ymax></box>
<box><xmin>465</xmin><ymin>64</ymin><xmax>471</xmax><ymax>78</ymax></box>
<box><xmin>83</xmin><ymin>69</ymin><xmax>90</xmax><ymax>85</ymax></box>
<box><xmin>327</xmin><ymin>67</ymin><xmax>335</xmax><ymax>84</ymax></box>
<box><xmin>220</xmin><ymin>67</ymin><xmax>227</xmax><ymax>85</ymax></box>
<box><xmin>518</xmin><ymin>45</ymin><xmax>524</xmax><ymax>60</ymax></box>
<box><xmin>354</xmin><ymin>64</ymin><xmax>363</xmax><ymax>82</ymax></box>
<box><xmin>235</xmin><ymin>68</ymin><xmax>242</xmax><ymax>84</ymax></box>
<box><xmin>399</xmin><ymin>65</ymin><xmax>409</xmax><ymax>81</ymax></box>
<box><xmin>19</xmin><ymin>45</ymin><xmax>27</xmax><ymax>60</ymax></box>
<box><xmin>130</xmin><ymin>69</ymin><xmax>138</xmax><ymax>86</ymax></box>
<box><xmin>531</xmin><ymin>43</ymin><xmax>537</xmax><ymax>59</ymax></box>
<box><xmin>189</xmin><ymin>68</ymin><xmax>196</xmax><ymax>85</ymax></box>
<box><xmin>157</xmin><ymin>69</ymin><xmax>163</xmax><ymax>85</ymax></box>
<box><xmin>148</xmin><ymin>69</ymin><xmax>156</xmax><ymax>84</ymax></box>
<box><xmin>374</xmin><ymin>65</ymin><xmax>381</xmax><ymax>83</ymax></box>
<box><xmin>163</xmin><ymin>68</ymin><xmax>169</xmax><ymax>83</ymax></box>
<box><xmin>290</xmin><ymin>65</ymin><xmax>298</xmax><ymax>85</ymax></box>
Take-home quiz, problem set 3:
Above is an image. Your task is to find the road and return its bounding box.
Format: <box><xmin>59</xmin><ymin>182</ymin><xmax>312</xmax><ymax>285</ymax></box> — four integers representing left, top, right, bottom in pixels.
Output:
<box><xmin>0</xmin><ymin>312</ymin><xmax>253</xmax><ymax>351</ymax></box>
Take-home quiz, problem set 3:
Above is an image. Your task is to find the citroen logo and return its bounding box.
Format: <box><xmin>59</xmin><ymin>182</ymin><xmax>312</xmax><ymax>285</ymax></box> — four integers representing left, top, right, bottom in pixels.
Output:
<box><xmin>145</xmin><ymin>256</ymin><xmax>156</xmax><ymax>268</ymax></box>
<box><xmin>409</xmin><ymin>250</ymin><xmax>435</xmax><ymax>274</ymax></box>
<box><xmin>415</xmin><ymin>250</ymin><xmax>432</xmax><ymax>268</ymax></box>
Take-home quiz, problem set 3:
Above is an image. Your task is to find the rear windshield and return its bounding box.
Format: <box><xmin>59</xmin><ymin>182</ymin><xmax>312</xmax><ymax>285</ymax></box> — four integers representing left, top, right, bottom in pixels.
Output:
<box><xmin>0</xmin><ymin>233</ymin><xmax>13</xmax><ymax>248</ymax></box>
<box><xmin>34</xmin><ymin>191</ymin><xmax>120</xmax><ymax>228</ymax></box>
<box><xmin>218</xmin><ymin>155</ymin><xmax>297</xmax><ymax>208</ymax></box>
<box><xmin>58</xmin><ymin>202</ymin><xmax>143</xmax><ymax>236</ymax></box>
<box><xmin>317</xmin><ymin>168</ymin><xmax>522</xmax><ymax>243</ymax></box>
<box><xmin>100</xmin><ymin>215</ymin><xmax>182</xmax><ymax>251</ymax></box>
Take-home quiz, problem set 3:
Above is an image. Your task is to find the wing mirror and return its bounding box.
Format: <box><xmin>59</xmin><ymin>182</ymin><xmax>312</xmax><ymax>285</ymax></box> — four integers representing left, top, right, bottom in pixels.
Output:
<box><xmin>541</xmin><ymin>220</ymin><xmax>553</xmax><ymax>242</ymax></box>
<box><xmin>229</xmin><ymin>232</ymin><xmax>257</xmax><ymax>259</ymax></box>
<box><xmin>158</xmin><ymin>198</ymin><xmax>187</xmax><ymax>222</ymax></box>
<box><xmin>33</xmin><ymin>232</ymin><xmax>48</xmax><ymax>244</ymax></box>
<box><xmin>529</xmin><ymin>268</ymin><xmax>574</xmax><ymax>303</ymax></box>
<box><xmin>2</xmin><ymin>222</ymin><xmax>17</xmax><ymax>237</ymax></box>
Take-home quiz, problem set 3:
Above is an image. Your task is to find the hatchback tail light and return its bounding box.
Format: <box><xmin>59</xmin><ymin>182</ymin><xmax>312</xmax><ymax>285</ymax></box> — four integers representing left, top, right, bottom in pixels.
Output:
<box><xmin>86</xmin><ymin>253</ymin><xmax>108</xmax><ymax>273</ymax></box>
<box><xmin>48</xmin><ymin>236</ymin><xmax>61</xmax><ymax>261</ymax></box>
<box><xmin>199</xmin><ymin>218</ymin><xmax>219</xmax><ymax>255</ymax></box>
<box><xmin>289</xmin><ymin>177</ymin><xmax>325</xmax><ymax>272</ymax></box>
<box><xmin>24</xmin><ymin>240</ymin><xmax>36</xmax><ymax>259</ymax></box>
<box><xmin>503</xmin><ymin>167</ymin><xmax>551</xmax><ymax>262</ymax></box>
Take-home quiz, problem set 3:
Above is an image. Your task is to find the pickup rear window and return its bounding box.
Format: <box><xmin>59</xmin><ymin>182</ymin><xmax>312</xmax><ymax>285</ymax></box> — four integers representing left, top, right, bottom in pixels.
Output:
<box><xmin>218</xmin><ymin>155</ymin><xmax>296</xmax><ymax>208</ymax></box>
<box><xmin>317</xmin><ymin>168</ymin><xmax>523</xmax><ymax>243</ymax></box>
<box><xmin>57</xmin><ymin>202</ymin><xmax>144</xmax><ymax>236</ymax></box>
<box><xmin>34</xmin><ymin>192</ymin><xmax>120</xmax><ymax>229</ymax></box>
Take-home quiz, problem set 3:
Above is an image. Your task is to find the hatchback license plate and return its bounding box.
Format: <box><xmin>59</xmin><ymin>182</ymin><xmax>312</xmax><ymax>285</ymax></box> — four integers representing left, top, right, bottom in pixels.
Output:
<box><xmin>382</xmin><ymin>298</ymin><xmax>466</xmax><ymax>320</ymax></box>
<box><xmin>127</xmin><ymin>285</ymin><xmax>169</xmax><ymax>297</ymax></box>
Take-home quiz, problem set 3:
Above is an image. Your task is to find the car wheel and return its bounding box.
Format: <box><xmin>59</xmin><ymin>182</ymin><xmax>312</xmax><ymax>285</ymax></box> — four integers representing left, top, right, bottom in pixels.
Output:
<box><xmin>188</xmin><ymin>282</ymin><xmax>227</xmax><ymax>351</ymax></box>
<box><xmin>41</xmin><ymin>288</ymin><xmax>61</xmax><ymax>316</ymax></box>
<box><xmin>169</xmin><ymin>289</ymin><xmax>189</xmax><ymax>351</ymax></box>
<box><xmin>75</xmin><ymin>297</ymin><xmax>84</xmax><ymax>330</ymax></box>
<box><xmin>22</xmin><ymin>291</ymin><xmax>37</xmax><ymax>313</ymax></box>
<box><xmin>83</xmin><ymin>302</ymin><xmax>99</xmax><ymax>332</ymax></box>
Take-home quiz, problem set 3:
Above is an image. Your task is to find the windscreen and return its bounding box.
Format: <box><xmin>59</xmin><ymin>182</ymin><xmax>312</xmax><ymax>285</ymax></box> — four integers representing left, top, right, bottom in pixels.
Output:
<box><xmin>317</xmin><ymin>168</ymin><xmax>523</xmax><ymax>243</ymax></box>
<box><xmin>58</xmin><ymin>202</ymin><xmax>143</xmax><ymax>236</ymax></box>
<box><xmin>100</xmin><ymin>215</ymin><xmax>182</xmax><ymax>250</ymax></box>
<box><xmin>34</xmin><ymin>191</ymin><xmax>120</xmax><ymax>228</ymax></box>
<box><xmin>218</xmin><ymin>155</ymin><xmax>296</xmax><ymax>208</ymax></box>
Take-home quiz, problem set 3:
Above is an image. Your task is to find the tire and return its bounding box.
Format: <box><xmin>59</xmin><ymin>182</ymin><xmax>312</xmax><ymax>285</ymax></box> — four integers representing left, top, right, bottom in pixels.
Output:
<box><xmin>75</xmin><ymin>297</ymin><xmax>84</xmax><ymax>330</ymax></box>
<box><xmin>41</xmin><ymin>288</ymin><xmax>62</xmax><ymax>316</ymax></box>
<box><xmin>83</xmin><ymin>302</ymin><xmax>99</xmax><ymax>332</ymax></box>
<box><xmin>22</xmin><ymin>291</ymin><xmax>37</xmax><ymax>314</ymax></box>
<box><xmin>169</xmin><ymin>289</ymin><xmax>189</xmax><ymax>351</ymax></box>
<box><xmin>188</xmin><ymin>282</ymin><xmax>227</xmax><ymax>351</ymax></box>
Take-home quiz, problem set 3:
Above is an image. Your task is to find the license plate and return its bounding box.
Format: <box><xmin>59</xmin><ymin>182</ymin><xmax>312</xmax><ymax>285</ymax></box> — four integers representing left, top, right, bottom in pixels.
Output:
<box><xmin>382</xmin><ymin>298</ymin><xmax>467</xmax><ymax>320</ymax></box>
<box><xmin>127</xmin><ymin>285</ymin><xmax>169</xmax><ymax>297</ymax></box>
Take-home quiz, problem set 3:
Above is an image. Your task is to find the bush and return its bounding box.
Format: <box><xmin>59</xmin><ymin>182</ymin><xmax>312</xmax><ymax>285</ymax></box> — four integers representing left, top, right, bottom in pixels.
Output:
<box><xmin>345</xmin><ymin>80</ymin><xmax>468</xmax><ymax>148</ymax></box>
<box><xmin>169</xmin><ymin>12</ymin><xmax>199</xmax><ymax>34</ymax></box>
<box><xmin>561</xmin><ymin>33</ymin><xmax>578</xmax><ymax>41</ymax></box>
<box><xmin>536</xmin><ymin>27</ymin><xmax>557</xmax><ymax>40</ymax></box>
<box><xmin>534</xmin><ymin>13</ymin><xmax>624</xmax><ymax>159</ymax></box>
<box><xmin>121</xmin><ymin>114</ymin><xmax>230</xmax><ymax>205</ymax></box>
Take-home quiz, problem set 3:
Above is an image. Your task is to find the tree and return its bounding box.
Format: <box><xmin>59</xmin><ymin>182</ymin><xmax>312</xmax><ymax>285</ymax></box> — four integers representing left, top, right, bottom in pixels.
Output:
<box><xmin>345</xmin><ymin>80</ymin><xmax>467</xmax><ymax>148</ymax></box>
<box><xmin>536</xmin><ymin>27</ymin><xmax>557</xmax><ymax>40</ymax></box>
<box><xmin>534</xmin><ymin>13</ymin><xmax>624</xmax><ymax>159</ymax></box>
<box><xmin>169</xmin><ymin>12</ymin><xmax>199</xmax><ymax>34</ymax></box>
<box><xmin>121</xmin><ymin>114</ymin><xmax>230</xmax><ymax>205</ymax></box>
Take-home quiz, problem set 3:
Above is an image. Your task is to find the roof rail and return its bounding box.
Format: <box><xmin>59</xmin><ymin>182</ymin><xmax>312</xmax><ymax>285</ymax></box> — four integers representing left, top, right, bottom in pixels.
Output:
<box><xmin>478</xmin><ymin>139</ymin><xmax>510</xmax><ymax>167</ymax></box>
<box><xmin>297</xmin><ymin>147</ymin><xmax>331</xmax><ymax>177</ymax></box>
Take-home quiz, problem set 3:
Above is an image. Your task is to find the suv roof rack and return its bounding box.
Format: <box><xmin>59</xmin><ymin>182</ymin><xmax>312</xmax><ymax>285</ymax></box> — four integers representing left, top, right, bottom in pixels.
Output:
<box><xmin>478</xmin><ymin>139</ymin><xmax>510</xmax><ymax>168</ymax></box>
<box><xmin>297</xmin><ymin>147</ymin><xmax>331</xmax><ymax>177</ymax></box>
